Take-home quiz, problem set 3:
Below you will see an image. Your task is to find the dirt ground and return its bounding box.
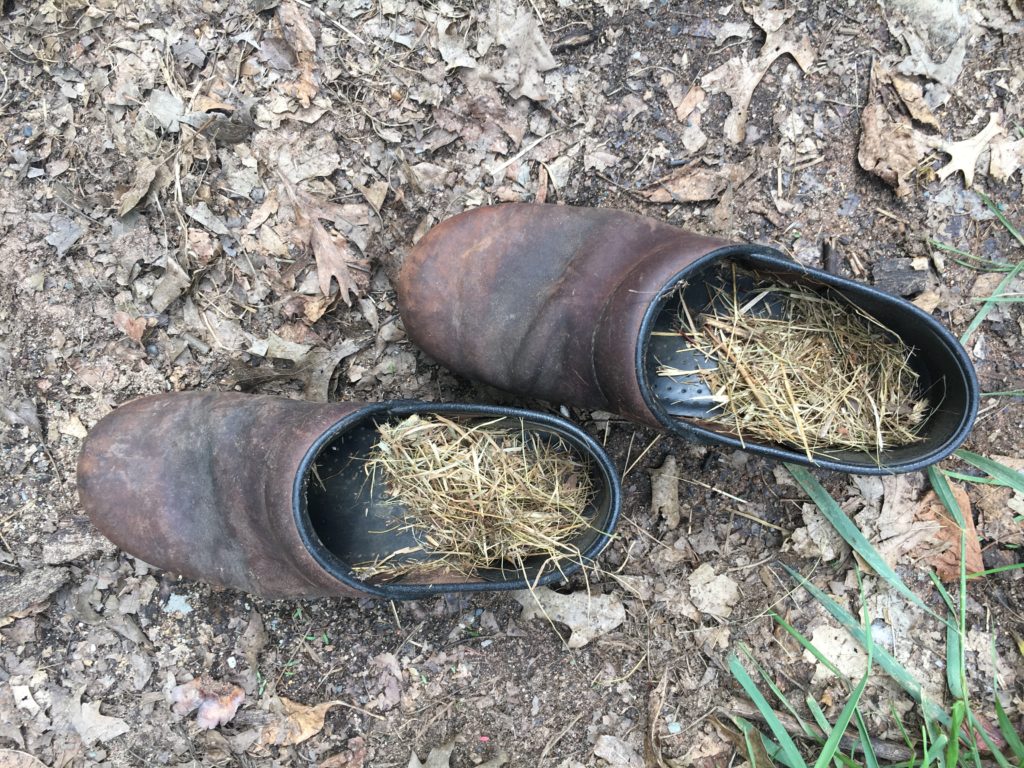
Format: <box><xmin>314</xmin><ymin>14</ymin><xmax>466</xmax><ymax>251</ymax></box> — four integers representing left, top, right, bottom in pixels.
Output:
<box><xmin>1</xmin><ymin>0</ymin><xmax>1023</xmax><ymax>766</ymax></box>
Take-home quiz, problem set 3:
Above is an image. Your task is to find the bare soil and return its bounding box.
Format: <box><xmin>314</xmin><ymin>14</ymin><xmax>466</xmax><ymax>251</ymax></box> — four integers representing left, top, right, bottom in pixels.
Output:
<box><xmin>1</xmin><ymin>1</ymin><xmax>1022</xmax><ymax>766</ymax></box>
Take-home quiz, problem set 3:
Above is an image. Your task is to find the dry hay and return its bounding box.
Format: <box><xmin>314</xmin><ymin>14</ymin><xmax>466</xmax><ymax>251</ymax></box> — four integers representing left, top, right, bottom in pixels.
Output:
<box><xmin>656</xmin><ymin>268</ymin><xmax>928</xmax><ymax>459</ymax></box>
<box><xmin>356</xmin><ymin>414</ymin><xmax>595</xmax><ymax>581</ymax></box>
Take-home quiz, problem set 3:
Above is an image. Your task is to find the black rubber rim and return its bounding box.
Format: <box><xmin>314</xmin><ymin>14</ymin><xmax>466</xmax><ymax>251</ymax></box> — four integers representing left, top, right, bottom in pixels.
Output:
<box><xmin>635</xmin><ymin>244</ymin><xmax>980</xmax><ymax>474</ymax></box>
<box><xmin>293</xmin><ymin>401</ymin><xmax>622</xmax><ymax>599</ymax></box>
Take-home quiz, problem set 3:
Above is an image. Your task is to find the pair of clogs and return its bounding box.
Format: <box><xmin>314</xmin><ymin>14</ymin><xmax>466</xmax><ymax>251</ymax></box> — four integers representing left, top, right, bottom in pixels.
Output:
<box><xmin>78</xmin><ymin>205</ymin><xmax>978</xmax><ymax>599</ymax></box>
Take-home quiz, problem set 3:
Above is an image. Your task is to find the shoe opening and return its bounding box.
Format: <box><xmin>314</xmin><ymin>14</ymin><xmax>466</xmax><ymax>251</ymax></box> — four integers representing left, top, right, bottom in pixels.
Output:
<box><xmin>296</xmin><ymin>403</ymin><xmax>620</xmax><ymax>597</ymax></box>
<box><xmin>640</xmin><ymin>248</ymin><xmax>978</xmax><ymax>474</ymax></box>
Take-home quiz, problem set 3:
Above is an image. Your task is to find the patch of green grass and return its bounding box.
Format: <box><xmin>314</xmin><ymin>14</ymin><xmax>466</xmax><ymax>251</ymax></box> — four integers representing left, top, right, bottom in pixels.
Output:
<box><xmin>954</xmin><ymin>450</ymin><xmax>1024</xmax><ymax>494</ymax></box>
<box><xmin>960</xmin><ymin>195</ymin><xmax>1024</xmax><ymax>345</ymax></box>
<box><xmin>731</xmin><ymin>463</ymin><xmax>1023</xmax><ymax>766</ymax></box>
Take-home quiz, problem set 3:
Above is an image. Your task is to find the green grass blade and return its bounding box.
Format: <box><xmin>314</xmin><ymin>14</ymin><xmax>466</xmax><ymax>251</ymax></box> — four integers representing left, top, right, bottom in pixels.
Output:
<box><xmin>744</xmin><ymin>647</ymin><xmax>817</xmax><ymax>739</ymax></box>
<box><xmin>942</xmin><ymin>469</ymin><xmax>1002</xmax><ymax>486</ymax></box>
<box><xmin>854</xmin><ymin>710</ymin><xmax>881</xmax><ymax>768</ymax></box>
<box><xmin>772</xmin><ymin>612</ymin><xmax>849</xmax><ymax>684</ymax></box>
<box><xmin>970</xmin><ymin>295</ymin><xmax>1024</xmax><ymax>303</ymax></box>
<box><xmin>929</xmin><ymin>465</ymin><xmax>966</xmax><ymax>527</ymax></box>
<box><xmin>946</xmin><ymin>701</ymin><xmax>966</xmax><ymax>767</ymax></box>
<box><xmin>806</xmin><ymin>695</ymin><xmax>832</xmax><ymax>736</ymax></box>
<box><xmin>812</xmin><ymin>649</ymin><xmax>873</xmax><ymax>768</ymax></box>
<box><xmin>960</xmin><ymin>261</ymin><xmax>1024</xmax><ymax>344</ymax></box>
<box><xmin>954</xmin><ymin>450</ymin><xmax>1024</xmax><ymax>494</ymax></box>
<box><xmin>980</xmin><ymin>192</ymin><xmax>1024</xmax><ymax>248</ymax></box>
<box><xmin>969</xmin><ymin>562</ymin><xmax>1024</xmax><ymax>578</ymax></box>
<box><xmin>922</xmin><ymin>733</ymin><xmax>948</xmax><ymax>767</ymax></box>
<box><xmin>983</xmin><ymin>390</ymin><xmax>1024</xmax><ymax>397</ymax></box>
<box><xmin>786</xmin><ymin>464</ymin><xmax>943</xmax><ymax>624</ymax></box>
<box><xmin>968</xmin><ymin>710</ymin><xmax>1014</xmax><ymax>768</ymax></box>
<box><xmin>994</xmin><ymin>694</ymin><xmax>1024</xmax><ymax>761</ymax></box>
<box><xmin>733</xmin><ymin>718</ymin><xmax>808</xmax><ymax>768</ymax></box>
<box><xmin>783</xmin><ymin>565</ymin><xmax>949</xmax><ymax>727</ymax></box>
<box><xmin>729</xmin><ymin>654</ymin><xmax>809</xmax><ymax>768</ymax></box>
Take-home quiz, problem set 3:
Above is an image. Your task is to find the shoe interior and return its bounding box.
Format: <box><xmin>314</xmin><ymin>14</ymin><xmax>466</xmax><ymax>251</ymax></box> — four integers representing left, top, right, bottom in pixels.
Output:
<box><xmin>643</xmin><ymin>253</ymin><xmax>976</xmax><ymax>471</ymax></box>
<box><xmin>302</xmin><ymin>406</ymin><xmax>617</xmax><ymax>587</ymax></box>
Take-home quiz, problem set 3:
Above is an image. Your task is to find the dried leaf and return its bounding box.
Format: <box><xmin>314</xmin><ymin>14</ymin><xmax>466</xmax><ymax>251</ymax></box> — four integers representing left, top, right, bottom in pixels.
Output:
<box><xmin>320</xmin><ymin>737</ymin><xmax>368</xmax><ymax>768</ymax></box>
<box><xmin>650</xmin><ymin>455</ymin><xmax>680</xmax><ymax>529</ymax></box>
<box><xmin>277</xmin><ymin>0</ymin><xmax>319</xmax><ymax>107</ymax></box>
<box><xmin>483</xmin><ymin>0</ymin><xmax>558</xmax><ymax>101</ymax></box>
<box><xmin>185</xmin><ymin>202</ymin><xmax>232</xmax><ymax>236</ymax></box>
<box><xmin>857</xmin><ymin>62</ymin><xmax>930</xmax><ymax>196</ymax></box>
<box><xmin>0</xmin><ymin>399</ymin><xmax>42</xmax><ymax>438</ymax></box>
<box><xmin>928</xmin><ymin>112</ymin><xmax>1004</xmax><ymax>187</ymax></box>
<box><xmin>408</xmin><ymin>742</ymin><xmax>455</xmax><ymax>768</ymax></box>
<box><xmin>117</xmin><ymin>161</ymin><xmax>160</xmax><ymax>216</ymax></box>
<box><xmin>45</xmin><ymin>214</ymin><xmax>84</xmax><ymax>257</ymax></box>
<box><xmin>171</xmin><ymin>676</ymin><xmax>245</xmax><ymax>730</ymax></box>
<box><xmin>301</xmin><ymin>209</ymin><xmax>361</xmax><ymax>303</ymax></box>
<box><xmin>594</xmin><ymin>735</ymin><xmax>644</xmax><ymax>768</ymax></box>
<box><xmin>644</xmin><ymin>165</ymin><xmax>727</xmax><ymax>203</ymax></box>
<box><xmin>276</xmin><ymin>133</ymin><xmax>340</xmax><ymax>184</ymax></box>
<box><xmin>70</xmin><ymin>690</ymin><xmax>130</xmax><ymax>746</ymax></box>
<box><xmin>150</xmin><ymin>257</ymin><xmax>191</xmax><ymax>312</ymax></box>
<box><xmin>688</xmin><ymin>563</ymin><xmax>739</xmax><ymax>619</ymax></box>
<box><xmin>258</xmin><ymin>697</ymin><xmax>340</xmax><ymax>747</ymax></box>
<box><xmin>701</xmin><ymin>16</ymin><xmax>814</xmax><ymax>143</ymax></box>
<box><xmin>891</xmin><ymin>75</ymin><xmax>940</xmax><ymax>129</ymax></box>
<box><xmin>147</xmin><ymin>89</ymin><xmax>185</xmax><ymax>133</ymax></box>
<box><xmin>803</xmin><ymin>625</ymin><xmax>869</xmax><ymax>684</ymax></box>
<box><xmin>674</xmin><ymin>85</ymin><xmax>705</xmax><ymax>123</ymax></box>
<box><xmin>790</xmin><ymin>502</ymin><xmax>850</xmax><ymax>561</ymax></box>
<box><xmin>113</xmin><ymin>311</ymin><xmax>147</xmax><ymax>346</ymax></box>
<box><xmin>436</xmin><ymin>20</ymin><xmax>476</xmax><ymax>70</ymax></box>
<box><xmin>916</xmin><ymin>483</ymin><xmax>983</xmax><ymax>583</ymax></box>
<box><xmin>0</xmin><ymin>750</ymin><xmax>47</xmax><ymax>768</ymax></box>
<box><xmin>514</xmin><ymin>587</ymin><xmax>625</xmax><ymax>648</ymax></box>
<box><xmin>896</xmin><ymin>28</ymin><xmax>968</xmax><ymax>88</ymax></box>
<box><xmin>989</xmin><ymin>135</ymin><xmax>1024</xmax><ymax>182</ymax></box>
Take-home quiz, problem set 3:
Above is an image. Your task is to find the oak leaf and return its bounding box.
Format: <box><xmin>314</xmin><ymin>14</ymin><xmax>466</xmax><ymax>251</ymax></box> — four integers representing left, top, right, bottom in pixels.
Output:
<box><xmin>277</xmin><ymin>0</ymin><xmax>318</xmax><ymax>107</ymax></box>
<box><xmin>916</xmin><ymin>483</ymin><xmax>983</xmax><ymax>583</ymax></box>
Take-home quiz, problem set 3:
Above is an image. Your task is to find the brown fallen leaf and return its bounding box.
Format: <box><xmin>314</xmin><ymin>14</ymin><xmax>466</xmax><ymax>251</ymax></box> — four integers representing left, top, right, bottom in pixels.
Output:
<box><xmin>280</xmin><ymin>176</ymin><xmax>369</xmax><ymax>305</ymax></box>
<box><xmin>857</xmin><ymin>61</ymin><xmax>930</xmax><ymax>196</ymax></box>
<box><xmin>113</xmin><ymin>311</ymin><xmax>147</xmax><ymax>346</ymax></box>
<box><xmin>916</xmin><ymin>483</ymin><xmax>983</xmax><ymax>583</ymax></box>
<box><xmin>928</xmin><ymin>113</ymin><xmax>1004</xmax><ymax>188</ymax></box>
<box><xmin>320</xmin><ymin>736</ymin><xmax>368</xmax><ymax>768</ymax></box>
<box><xmin>644</xmin><ymin>164</ymin><xmax>727</xmax><ymax>203</ymax></box>
<box><xmin>989</xmin><ymin>135</ymin><xmax>1024</xmax><ymax>183</ymax></box>
<box><xmin>890</xmin><ymin>75</ymin><xmax>940</xmax><ymax>129</ymax></box>
<box><xmin>117</xmin><ymin>160</ymin><xmax>163</xmax><ymax>216</ymax></box>
<box><xmin>258</xmin><ymin>697</ymin><xmax>340</xmax><ymax>747</ymax></box>
<box><xmin>171</xmin><ymin>676</ymin><xmax>245</xmax><ymax>730</ymax></box>
<box><xmin>701</xmin><ymin>10</ymin><xmax>814</xmax><ymax>143</ymax></box>
<box><xmin>409</xmin><ymin>742</ymin><xmax>455</xmax><ymax>768</ymax></box>
<box><xmin>69</xmin><ymin>688</ymin><xmax>130</xmax><ymax>746</ymax></box>
<box><xmin>514</xmin><ymin>587</ymin><xmax>625</xmax><ymax>648</ymax></box>
<box><xmin>300</xmin><ymin>207</ymin><xmax>361</xmax><ymax>303</ymax></box>
<box><xmin>277</xmin><ymin>0</ymin><xmax>318</xmax><ymax>107</ymax></box>
<box><xmin>674</xmin><ymin>85</ymin><xmax>706</xmax><ymax>123</ymax></box>
<box><xmin>483</xmin><ymin>0</ymin><xmax>557</xmax><ymax>101</ymax></box>
<box><xmin>649</xmin><ymin>455</ymin><xmax>680</xmax><ymax>529</ymax></box>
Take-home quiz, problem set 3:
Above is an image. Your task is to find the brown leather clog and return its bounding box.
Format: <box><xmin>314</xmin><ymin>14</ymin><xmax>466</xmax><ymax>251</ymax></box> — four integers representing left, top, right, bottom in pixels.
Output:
<box><xmin>396</xmin><ymin>204</ymin><xmax>978</xmax><ymax>474</ymax></box>
<box><xmin>77</xmin><ymin>392</ymin><xmax>620</xmax><ymax>599</ymax></box>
